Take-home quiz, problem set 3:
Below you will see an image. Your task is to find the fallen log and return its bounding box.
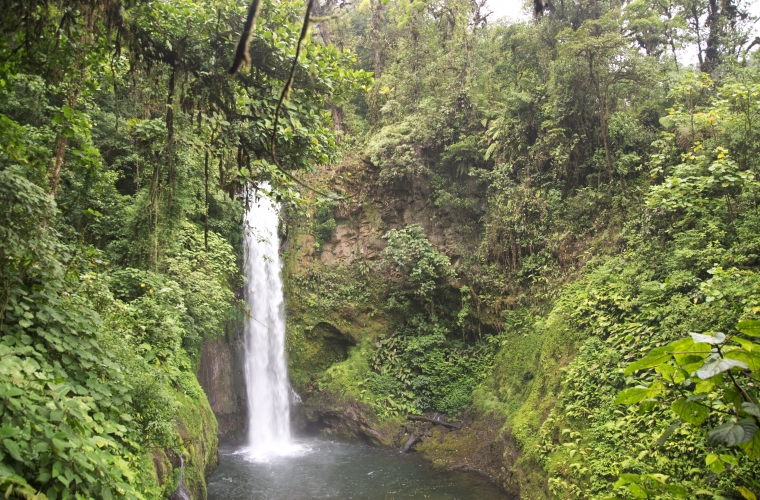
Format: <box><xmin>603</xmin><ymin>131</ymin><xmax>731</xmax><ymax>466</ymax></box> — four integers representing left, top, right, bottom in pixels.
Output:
<box><xmin>407</xmin><ymin>415</ymin><xmax>461</xmax><ymax>429</ymax></box>
<box><xmin>400</xmin><ymin>433</ymin><xmax>420</xmax><ymax>453</ymax></box>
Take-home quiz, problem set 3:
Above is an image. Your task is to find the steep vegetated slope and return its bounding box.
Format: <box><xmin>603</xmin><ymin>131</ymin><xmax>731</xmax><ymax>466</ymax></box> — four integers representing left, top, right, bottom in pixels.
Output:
<box><xmin>0</xmin><ymin>0</ymin><xmax>367</xmax><ymax>498</ymax></box>
<box><xmin>282</xmin><ymin>0</ymin><xmax>760</xmax><ymax>499</ymax></box>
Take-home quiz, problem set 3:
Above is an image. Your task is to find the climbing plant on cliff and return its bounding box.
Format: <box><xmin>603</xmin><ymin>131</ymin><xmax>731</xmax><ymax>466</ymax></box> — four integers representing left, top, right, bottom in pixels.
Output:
<box><xmin>361</xmin><ymin>225</ymin><xmax>495</xmax><ymax>416</ymax></box>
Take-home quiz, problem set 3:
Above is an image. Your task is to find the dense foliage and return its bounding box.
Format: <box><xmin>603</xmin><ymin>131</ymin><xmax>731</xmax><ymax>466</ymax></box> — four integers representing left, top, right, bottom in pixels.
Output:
<box><xmin>4</xmin><ymin>0</ymin><xmax>760</xmax><ymax>498</ymax></box>
<box><xmin>0</xmin><ymin>0</ymin><xmax>368</xmax><ymax>497</ymax></box>
<box><xmin>282</xmin><ymin>0</ymin><xmax>760</xmax><ymax>498</ymax></box>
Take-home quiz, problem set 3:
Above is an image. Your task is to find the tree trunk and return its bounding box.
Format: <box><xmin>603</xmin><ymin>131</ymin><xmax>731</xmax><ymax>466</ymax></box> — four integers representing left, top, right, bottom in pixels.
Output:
<box><xmin>149</xmin><ymin>151</ymin><xmax>161</xmax><ymax>268</ymax></box>
<box><xmin>218</xmin><ymin>152</ymin><xmax>225</xmax><ymax>189</ymax></box>
<box><xmin>407</xmin><ymin>415</ymin><xmax>461</xmax><ymax>429</ymax></box>
<box><xmin>600</xmin><ymin>105</ymin><xmax>613</xmax><ymax>184</ymax></box>
<box><xmin>166</xmin><ymin>66</ymin><xmax>177</xmax><ymax>212</ymax></box>
<box><xmin>510</xmin><ymin>230</ymin><xmax>517</xmax><ymax>270</ymax></box>
<box><xmin>704</xmin><ymin>0</ymin><xmax>721</xmax><ymax>72</ymax></box>
<box><xmin>588</xmin><ymin>54</ymin><xmax>613</xmax><ymax>185</ymax></box>
<box><xmin>692</xmin><ymin>5</ymin><xmax>705</xmax><ymax>69</ymax></box>
<box><xmin>370</xmin><ymin>0</ymin><xmax>383</xmax><ymax>77</ymax></box>
<box><xmin>204</xmin><ymin>150</ymin><xmax>210</xmax><ymax>252</ymax></box>
<box><xmin>331</xmin><ymin>104</ymin><xmax>343</xmax><ymax>141</ymax></box>
<box><xmin>314</xmin><ymin>0</ymin><xmax>335</xmax><ymax>46</ymax></box>
<box><xmin>317</xmin><ymin>15</ymin><xmax>332</xmax><ymax>45</ymax></box>
<box><xmin>50</xmin><ymin>132</ymin><xmax>68</xmax><ymax>197</ymax></box>
<box><xmin>50</xmin><ymin>88</ymin><xmax>80</xmax><ymax>197</ymax></box>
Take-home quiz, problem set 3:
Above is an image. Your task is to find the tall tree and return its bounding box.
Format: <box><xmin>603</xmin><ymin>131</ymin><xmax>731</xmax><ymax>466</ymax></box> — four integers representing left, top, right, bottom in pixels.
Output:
<box><xmin>558</xmin><ymin>13</ymin><xmax>649</xmax><ymax>183</ymax></box>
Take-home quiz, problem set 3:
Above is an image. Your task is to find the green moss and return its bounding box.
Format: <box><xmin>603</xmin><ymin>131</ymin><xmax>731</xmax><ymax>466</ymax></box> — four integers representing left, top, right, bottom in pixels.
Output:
<box><xmin>135</xmin><ymin>451</ymin><xmax>171</xmax><ymax>499</ymax></box>
<box><xmin>175</xmin><ymin>376</ymin><xmax>219</xmax><ymax>499</ymax></box>
<box><xmin>140</xmin><ymin>374</ymin><xmax>218</xmax><ymax>500</ymax></box>
<box><xmin>318</xmin><ymin>335</ymin><xmax>374</xmax><ymax>397</ymax></box>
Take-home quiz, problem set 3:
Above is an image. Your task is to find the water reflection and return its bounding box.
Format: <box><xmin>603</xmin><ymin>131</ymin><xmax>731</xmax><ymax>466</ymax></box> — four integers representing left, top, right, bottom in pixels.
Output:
<box><xmin>208</xmin><ymin>437</ymin><xmax>510</xmax><ymax>500</ymax></box>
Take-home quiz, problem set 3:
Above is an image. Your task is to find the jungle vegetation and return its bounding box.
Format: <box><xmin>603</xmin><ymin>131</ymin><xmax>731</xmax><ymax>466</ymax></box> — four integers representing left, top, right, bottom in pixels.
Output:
<box><xmin>0</xmin><ymin>0</ymin><xmax>368</xmax><ymax>497</ymax></box>
<box><xmin>1</xmin><ymin>0</ymin><xmax>760</xmax><ymax>499</ymax></box>
<box><xmin>284</xmin><ymin>0</ymin><xmax>760</xmax><ymax>498</ymax></box>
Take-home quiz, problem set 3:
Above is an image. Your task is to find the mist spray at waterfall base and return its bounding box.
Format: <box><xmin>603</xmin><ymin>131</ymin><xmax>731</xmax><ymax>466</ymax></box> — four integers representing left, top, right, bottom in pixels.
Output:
<box><xmin>241</xmin><ymin>186</ymin><xmax>309</xmax><ymax>461</ymax></box>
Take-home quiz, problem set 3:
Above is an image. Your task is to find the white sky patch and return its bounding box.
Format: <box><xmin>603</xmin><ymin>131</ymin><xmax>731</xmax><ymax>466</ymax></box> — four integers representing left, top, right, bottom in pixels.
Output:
<box><xmin>487</xmin><ymin>0</ymin><xmax>531</xmax><ymax>23</ymax></box>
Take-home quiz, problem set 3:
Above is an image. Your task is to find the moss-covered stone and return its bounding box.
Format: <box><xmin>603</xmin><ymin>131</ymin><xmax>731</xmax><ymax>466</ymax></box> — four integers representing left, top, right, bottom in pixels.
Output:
<box><xmin>289</xmin><ymin>321</ymin><xmax>355</xmax><ymax>386</ymax></box>
<box><xmin>413</xmin><ymin>411</ymin><xmax>520</xmax><ymax>494</ymax></box>
<box><xmin>296</xmin><ymin>389</ymin><xmax>398</xmax><ymax>445</ymax></box>
<box><xmin>174</xmin><ymin>379</ymin><xmax>219</xmax><ymax>499</ymax></box>
<box><xmin>142</xmin><ymin>375</ymin><xmax>219</xmax><ymax>499</ymax></box>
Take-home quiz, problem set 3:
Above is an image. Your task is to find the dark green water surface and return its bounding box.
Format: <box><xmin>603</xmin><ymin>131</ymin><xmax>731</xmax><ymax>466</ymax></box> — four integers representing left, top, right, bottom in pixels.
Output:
<box><xmin>207</xmin><ymin>438</ymin><xmax>510</xmax><ymax>500</ymax></box>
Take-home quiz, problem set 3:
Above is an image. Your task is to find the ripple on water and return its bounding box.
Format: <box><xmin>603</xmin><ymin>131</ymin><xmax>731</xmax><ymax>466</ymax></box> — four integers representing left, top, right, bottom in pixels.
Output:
<box><xmin>208</xmin><ymin>437</ymin><xmax>511</xmax><ymax>500</ymax></box>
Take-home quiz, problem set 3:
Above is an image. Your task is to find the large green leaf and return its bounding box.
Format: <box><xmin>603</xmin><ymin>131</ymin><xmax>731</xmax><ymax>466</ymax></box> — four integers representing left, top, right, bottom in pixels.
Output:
<box><xmin>733</xmin><ymin>337</ymin><xmax>756</xmax><ymax>352</ymax></box>
<box><xmin>673</xmin><ymin>339</ymin><xmax>711</xmax><ymax>370</ymax></box>
<box><xmin>737</xmin><ymin>320</ymin><xmax>760</xmax><ymax>337</ymax></box>
<box><xmin>738</xmin><ymin>486</ymin><xmax>757</xmax><ymax>500</ymax></box>
<box><xmin>0</xmin><ymin>427</ymin><xmax>19</xmax><ymax>438</ymax></box>
<box><xmin>740</xmin><ymin>430</ymin><xmax>760</xmax><ymax>459</ymax></box>
<box><xmin>2</xmin><ymin>438</ymin><xmax>22</xmax><ymax>461</ymax></box>
<box><xmin>671</xmin><ymin>398</ymin><xmax>709</xmax><ymax>426</ymax></box>
<box><xmin>725</xmin><ymin>350</ymin><xmax>760</xmax><ymax>372</ymax></box>
<box><xmin>616</xmin><ymin>386</ymin><xmax>661</xmax><ymax>404</ymax></box>
<box><xmin>705</xmin><ymin>453</ymin><xmax>725</xmax><ymax>474</ymax></box>
<box><xmin>624</xmin><ymin>346</ymin><xmax>672</xmax><ymax>375</ymax></box>
<box><xmin>696</xmin><ymin>357</ymin><xmax>748</xmax><ymax>379</ymax></box>
<box><xmin>707</xmin><ymin>419</ymin><xmax>757</xmax><ymax>447</ymax></box>
<box><xmin>742</xmin><ymin>402</ymin><xmax>760</xmax><ymax>418</ymax></box>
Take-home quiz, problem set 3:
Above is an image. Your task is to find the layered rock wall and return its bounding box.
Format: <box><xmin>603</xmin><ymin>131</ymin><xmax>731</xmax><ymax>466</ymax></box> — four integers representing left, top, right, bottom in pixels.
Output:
<box><xmin>197</xmin><ymin>323</ymin><xmax>248</xmax><ymax>443</ymax></box>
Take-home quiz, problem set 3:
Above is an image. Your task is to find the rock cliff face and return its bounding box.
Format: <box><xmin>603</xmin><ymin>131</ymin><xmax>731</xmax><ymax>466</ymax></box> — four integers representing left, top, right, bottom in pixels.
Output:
<box><xmin>316</xmin><ymin>183</ymin><xmax>466</xmax><ymax>267</ymax></box>
<box><xmin>197</xmin><ymin>322</ymin><xmax>248</xmax><ymax>443</ymax></box>
<box><xmin>277</xmin><ymin>159</ymin><xmax>529</xmax><ymax>497</ymax></box>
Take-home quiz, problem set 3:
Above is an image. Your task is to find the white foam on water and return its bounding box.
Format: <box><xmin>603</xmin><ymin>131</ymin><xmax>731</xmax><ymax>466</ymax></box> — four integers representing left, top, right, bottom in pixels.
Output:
<box><xmin>235</xmin><ymin>441</ymin><xmax>315</xmax><ymax>463</ymax></box>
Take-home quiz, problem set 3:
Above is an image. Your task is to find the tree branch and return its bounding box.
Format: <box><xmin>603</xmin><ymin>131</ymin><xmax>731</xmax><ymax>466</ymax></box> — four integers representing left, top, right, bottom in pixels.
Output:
<box><xmin>229</xmin><ymin>0</ymin><xmax>263</xmax><ymax>75</ymax></box>
<box><xmin>268</xmin><ymin>0</ymin><xmax>348</xmax><ymax>201</ymax></box>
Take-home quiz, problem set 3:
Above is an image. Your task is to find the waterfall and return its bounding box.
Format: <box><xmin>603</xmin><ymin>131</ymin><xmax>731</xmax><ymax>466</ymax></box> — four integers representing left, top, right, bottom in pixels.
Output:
<box><xmin>242</xmin><ymin>186</ymin><xmax>291</xmax><ymax>458</ymax></box>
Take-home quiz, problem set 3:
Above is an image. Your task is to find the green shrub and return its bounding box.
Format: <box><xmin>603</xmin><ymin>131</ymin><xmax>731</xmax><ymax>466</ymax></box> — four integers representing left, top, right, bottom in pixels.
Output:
<box><xmin>314</xmin><ymin>202</ymin><xmax>337</xmax><ymax>250</ymax></box>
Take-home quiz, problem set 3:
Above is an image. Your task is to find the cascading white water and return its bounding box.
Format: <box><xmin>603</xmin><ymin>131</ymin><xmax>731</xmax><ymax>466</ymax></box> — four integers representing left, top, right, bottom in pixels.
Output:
<box><xmin>242</xmin><ymin>186</ymin><xmax>291</xmax><ymax>458</ymax></box>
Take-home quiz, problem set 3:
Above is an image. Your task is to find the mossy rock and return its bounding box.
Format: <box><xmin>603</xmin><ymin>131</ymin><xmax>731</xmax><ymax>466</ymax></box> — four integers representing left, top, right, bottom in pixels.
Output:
<box><xmin>300</xmin><ymin>322</ymin><xmax>356</xmax><ymax>374</ymax></box>
<box><xmin>143</xmin><ymin>375</ymin><xmax>219</xmax><ymax>500</ymax></box>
